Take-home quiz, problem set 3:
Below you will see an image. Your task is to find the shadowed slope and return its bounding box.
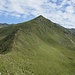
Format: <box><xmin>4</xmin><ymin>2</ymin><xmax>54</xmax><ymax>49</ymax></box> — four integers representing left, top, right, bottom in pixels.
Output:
<box><xmin>0</xmin><ymin>28</ymin><xmax>19</xmax><ymax>53</ymax></box>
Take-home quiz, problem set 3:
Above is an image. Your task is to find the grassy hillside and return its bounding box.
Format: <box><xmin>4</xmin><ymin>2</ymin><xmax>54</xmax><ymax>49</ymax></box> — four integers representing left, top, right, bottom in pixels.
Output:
<box><xmin>0</xmin><ymin>15</ymin><xmax>75</xmax><ymax>75</ymax></box>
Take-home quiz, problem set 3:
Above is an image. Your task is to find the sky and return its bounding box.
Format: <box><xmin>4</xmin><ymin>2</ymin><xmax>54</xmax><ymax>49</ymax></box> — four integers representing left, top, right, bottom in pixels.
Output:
<box><xmin>0</xmin><ymin>0</ymin><xmax>75</xmax><ymax>28</ymax></box>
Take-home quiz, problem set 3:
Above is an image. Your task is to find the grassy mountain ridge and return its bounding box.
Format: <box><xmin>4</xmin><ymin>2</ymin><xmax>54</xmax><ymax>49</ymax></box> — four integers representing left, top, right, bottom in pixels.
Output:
<box><xmin>0</xmin><ymin>15</ymin><xmax>75</xmax><ymax>75</ymax></box>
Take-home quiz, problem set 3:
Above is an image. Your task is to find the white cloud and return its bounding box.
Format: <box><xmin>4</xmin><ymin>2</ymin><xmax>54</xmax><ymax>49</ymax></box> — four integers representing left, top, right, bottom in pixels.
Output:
<box><xmin>71</xmin><ymin>0</ymin><xmax>75</xmax><ymax>3</ymax></box>
<box><xmin>0</xmin><ymin>0</ymin><xmax>75</xmax><ymax>28</ymax></box>
<box><xmin>52</xmin><ymin>0</ymin><xmax>57</xmax><ymax>2</ymax></box>
<box><xmin>66</xmin><ymin>6</ymin><xmax>74</xmax><ymax>13</ymax></box>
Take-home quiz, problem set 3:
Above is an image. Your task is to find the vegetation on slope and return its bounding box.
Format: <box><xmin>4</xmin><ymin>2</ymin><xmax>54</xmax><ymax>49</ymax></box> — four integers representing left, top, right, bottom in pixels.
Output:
<box><xmin>0</xmin><ymin>15</ymin><xmax>75</xmax><ymax>75</ymax></box>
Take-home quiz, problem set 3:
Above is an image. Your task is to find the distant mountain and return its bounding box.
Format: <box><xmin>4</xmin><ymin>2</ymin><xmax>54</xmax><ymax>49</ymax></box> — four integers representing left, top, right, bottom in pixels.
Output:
<box><xmin>0</xmin><ymin>15</ymin><xmax>75</xmax><ymax>75</ymax></box>
<box><xmin>0</xmin><ymin>23</ymin><xmax>9</xmax><ymax>28</ymax></box>
<box><xmin>69</xmin><ymin>28</ymin><xmax>75</xmax><ymax>34</ymax></box>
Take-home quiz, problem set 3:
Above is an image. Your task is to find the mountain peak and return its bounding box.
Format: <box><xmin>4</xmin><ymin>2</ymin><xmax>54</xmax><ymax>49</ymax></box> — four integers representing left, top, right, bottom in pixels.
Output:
<box><xmin>33</xmin><ymin>15</ymin><xmax>48</xmax><ymax>22</ymax></box>
<box><xmin>37</xmin><ymin>15</ymin><xmax>46</xmax><ymax>19</ymax></box>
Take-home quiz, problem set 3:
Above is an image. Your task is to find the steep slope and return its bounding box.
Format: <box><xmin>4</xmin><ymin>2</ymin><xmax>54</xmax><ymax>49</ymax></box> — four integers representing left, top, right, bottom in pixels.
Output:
<box><xmin>0</xmin><ymin>15</ymin><xmax>75</xmax><ymax>75</ymax></box>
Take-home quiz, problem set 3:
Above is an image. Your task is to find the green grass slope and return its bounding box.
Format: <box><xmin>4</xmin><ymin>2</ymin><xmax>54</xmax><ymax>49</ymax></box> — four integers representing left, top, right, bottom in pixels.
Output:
<box><xmin>0</xmin><ymin>15</ymin><xmax>75</xmax><ymax>75</ymax></box>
